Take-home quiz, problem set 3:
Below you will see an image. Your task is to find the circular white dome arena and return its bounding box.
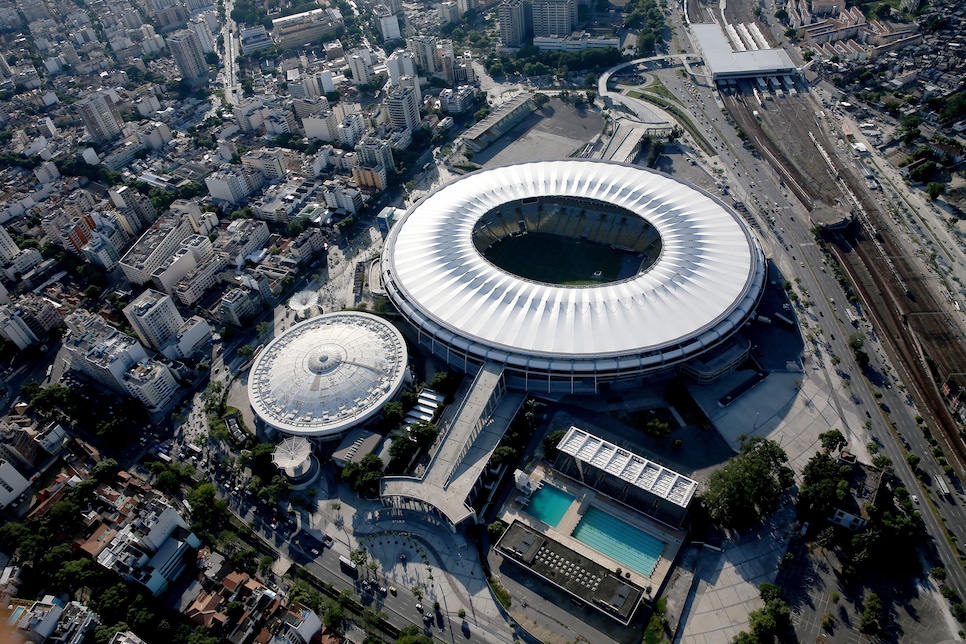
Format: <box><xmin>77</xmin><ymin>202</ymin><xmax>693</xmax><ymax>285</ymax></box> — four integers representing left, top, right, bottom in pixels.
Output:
<box><xmin>248</xmin><ymin>312</ymin><xmax>409</xmax><ymax>439</ymax></box>
<box><xmin>381</xmin><ymin>159</ymin><xmax>766</xmax><ymax>392</ymax></box>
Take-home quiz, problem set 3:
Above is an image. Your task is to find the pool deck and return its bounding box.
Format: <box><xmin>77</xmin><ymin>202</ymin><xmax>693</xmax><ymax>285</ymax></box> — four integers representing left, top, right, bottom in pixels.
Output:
<box><xmin>500</xmin><ymin>463</ymin><xmax>686</xmax><ymax>599</ymax></box>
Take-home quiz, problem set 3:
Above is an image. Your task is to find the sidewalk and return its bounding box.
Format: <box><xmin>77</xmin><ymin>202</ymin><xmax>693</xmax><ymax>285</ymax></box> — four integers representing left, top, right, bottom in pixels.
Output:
<box><xmin>298</xmin><ymin>490</ymin><xmax>516</xmax><ymax>644</ymax></box>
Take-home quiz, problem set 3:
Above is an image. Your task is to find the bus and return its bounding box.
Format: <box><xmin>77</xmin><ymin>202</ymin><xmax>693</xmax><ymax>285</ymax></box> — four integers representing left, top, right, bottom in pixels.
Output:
<box><xmin>339</xmin><ymin>556</ymin><xmax>358</xmax><ymax>577</ymax></box>
<box><xmin>938</xmin><ymin>477</ymin><xmax>951</xmax><ymax>497</ymax></box>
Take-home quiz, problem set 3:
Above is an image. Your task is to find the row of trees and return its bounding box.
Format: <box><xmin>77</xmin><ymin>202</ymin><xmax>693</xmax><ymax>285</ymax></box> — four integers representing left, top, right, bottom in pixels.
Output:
<box><xmin>732</xmin><ymin>583</ymin><xmax>792</xmax><ymax>643</ymax></box>
<box><xmin>485</xmin><ymin>46</ymin><xmax>625</xmax><ymax>78</ymax></box>
<box><xmin>623</xmin><ymin>0</ymin><xmax>667</xmax><ymax>56</ymax></box>
<box><xmin>343</xmin><ymin>373</ymin><xmax>467</xmax><ymax>493</ymax></box>
<box><xmin>21</xmin><ymin>382</ymin><xmax>148</xmax><ymax>443</ymax></box>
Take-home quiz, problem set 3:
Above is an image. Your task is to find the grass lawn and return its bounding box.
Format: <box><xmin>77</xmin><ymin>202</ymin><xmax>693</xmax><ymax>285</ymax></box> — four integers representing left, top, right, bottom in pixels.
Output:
<box><xmin>484</xmin><ymin>232</ymin><xmax>639</xmax><ymax>285</ymax></box>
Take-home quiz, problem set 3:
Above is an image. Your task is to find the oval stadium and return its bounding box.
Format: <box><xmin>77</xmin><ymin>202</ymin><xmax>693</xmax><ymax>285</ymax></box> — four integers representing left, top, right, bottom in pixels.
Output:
<box><xmin>381</xmin><ymin>159</ymin><xmax>767</xmax><ymax>392</ymax></box>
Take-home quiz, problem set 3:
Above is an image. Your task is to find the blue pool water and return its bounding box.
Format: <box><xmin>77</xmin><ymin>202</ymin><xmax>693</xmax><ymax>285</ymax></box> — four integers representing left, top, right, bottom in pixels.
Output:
<box><xmin>572</xmin><ymin>506</ymin><xmax>666</xmax><ymax>576</ymax></box>
<box><xmin>527</xmin><ymin>485</ymin><xmax>575</xmax><ymax>528</ymax></box>
<box><xmin>7</xmin><ymin>605</ymin><xmax>25</xmax><ymax>625</ymax></box>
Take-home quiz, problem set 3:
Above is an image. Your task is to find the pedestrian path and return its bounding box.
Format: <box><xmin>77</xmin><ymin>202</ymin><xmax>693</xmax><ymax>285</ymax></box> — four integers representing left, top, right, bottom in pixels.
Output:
<box><xmin>299</xmin><ymin>494</ymin><xmax>515</xmax><ymax>644</ymax></box>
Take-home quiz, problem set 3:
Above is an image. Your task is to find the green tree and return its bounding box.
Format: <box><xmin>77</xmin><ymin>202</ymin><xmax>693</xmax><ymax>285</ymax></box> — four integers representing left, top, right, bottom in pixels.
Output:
<box><xmin>90</xmin><ymin>583</ymin><xmax>132</xmax><ymax>624</ymax></box>
<box><xmin>224</xmin><ymin>600</ymin><xmax>245</xmax><ymax>622</ymax></box>
<box><xmin>872</xmin><ymin>454</ymin><xmax>893</xmax><ymax>470</ymax></box>
<box><xmin>731</xmin><ymin>632</ymin><xmax>759</xmax><ymax>644</ymax></box>
<box><xmin>322</xmin><ymin>600</ymin><xmax>344</xmax><ymax>632</ymax></box>
<box><xmin>927</xmin><ymin>182</ymin><xmax>945</xmax><ymax>200</ymax></box>
<box><xmin>91</xmin><ymin>623</ymin><xmax>130</xmax><ymax>644</ymax></box>
<box><xmin>341</xmin><ymin>454</ymin><xmax>384</xmax><ymax>497</ymax></box>
<box><xmin>489</xmin><ymin>445</ymin><xmax>519</xmax><ymax>469</ymax></box>
<box><xmin>409</xmin><ymin>420</ymin><xmax>439</xmax><ymax>449</ymax></box>
<box><xmin>92</xmin><ymin>458</ymin><xmax>119</xmax><ymax>483</ymax></box>
<box><xmin>0</xmin><ymin>522</ymin><xmax>30</xmax><ymax>552</ymax></box>
<box><xmin>798</xmin><ymin>451</ymin><xmax>853</xmax><ymax>518</ymax></box>
<box><xmin>397</xmin><ymin>626</ymin><xmax>434</xmax><ymax>643</ymax></box>
<box><xmin>819</xmin><ymin>429</ymin><xmax>847</xmax><ymax>454</ymax></box>
<box><xmin>543</xmin><ymin>429</ymin><xmax>567</xmax><ymax>461</ymax></box>
<box><xmin>701</xmin><ymin>437</ymin><xmax>794</xmax><ymax>528</ymax></box>
<box><xmin>382</xmin><ymin>400</ymin><xmax>405</xmax><ymax>427</ymax></box>
<box><xmin>817</xmin><ymin>526</ymin><xmax>837</xmax><ymax>551</ymax></box>
<box><xmin>859</xmin><ymin>593</ymin><xmax>883</xmax><ymax>634</ymax></box>
<box><xmin>487</xmin><ymin>520</ymin><xmax>507</xmax><ymax>541</ymax></box>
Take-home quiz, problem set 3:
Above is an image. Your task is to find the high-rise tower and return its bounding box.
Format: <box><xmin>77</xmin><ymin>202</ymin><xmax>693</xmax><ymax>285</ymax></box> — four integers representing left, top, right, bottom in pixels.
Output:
<box><xmin>76</xmin><ymin>92</ymin><xmax>124</xmax><ymax>144</ymax></box>
<box><xmin>167</xmin><ymin>29</ymin><xmax>208</xmax><ymax>82</ymax></box>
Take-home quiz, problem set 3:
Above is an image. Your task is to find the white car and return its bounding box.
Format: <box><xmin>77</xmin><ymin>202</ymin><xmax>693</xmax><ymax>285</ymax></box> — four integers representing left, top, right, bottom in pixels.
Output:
<box><xmin>912</xmin><ymin>495</ymin><xmax>920</xmax><ymax>504</ymax></box>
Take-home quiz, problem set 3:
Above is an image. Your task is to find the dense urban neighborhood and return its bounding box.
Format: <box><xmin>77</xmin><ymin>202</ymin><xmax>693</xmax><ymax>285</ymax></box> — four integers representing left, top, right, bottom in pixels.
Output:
<box><xmin>0</xmin><ymin>0</ymin><xmax>964</xmax><ymax>641</ymax></box>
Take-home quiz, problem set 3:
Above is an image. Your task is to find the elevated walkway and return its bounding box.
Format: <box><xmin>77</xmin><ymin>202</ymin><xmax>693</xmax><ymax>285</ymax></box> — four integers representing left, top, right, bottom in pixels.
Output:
<box><xmin>382</xmin><ymin>361</ymin><xmax>525</xmax><ymax>528</ymax></box>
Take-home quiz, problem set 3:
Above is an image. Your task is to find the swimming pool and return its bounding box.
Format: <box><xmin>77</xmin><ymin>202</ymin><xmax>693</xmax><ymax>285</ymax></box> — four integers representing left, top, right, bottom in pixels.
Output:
<box><xmin>572</xmin><ymin>506</ymin><xmax>666</xmax><ymax>576</ymax></box>
<box><xmin>527</xmin><ymin>484</ymin><xmax>575</xmax><ymax>528</ymax></box>
<box><xmin>7</xmin><ymin>605</ymin><xmax>25</xmax><ymax>626</ymax></box>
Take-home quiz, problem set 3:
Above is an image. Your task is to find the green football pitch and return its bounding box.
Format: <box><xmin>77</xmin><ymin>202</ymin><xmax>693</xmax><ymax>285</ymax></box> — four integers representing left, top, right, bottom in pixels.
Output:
<box><xmin>483</xmin><ymin>232</ymin><xmax>640</xmax><ymax>285</ymax></box>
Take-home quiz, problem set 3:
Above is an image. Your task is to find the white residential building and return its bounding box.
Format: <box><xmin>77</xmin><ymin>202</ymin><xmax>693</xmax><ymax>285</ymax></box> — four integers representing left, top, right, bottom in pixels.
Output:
<box><xmin>241</xmin><ymin>148</ymin><xmax>287</xmax><ymax>183</ymax></box>
<box><xmin>337</xmin><ymin>113</ymin><xmax>366</xmax><ymax>147</ymax></box>
<box><xmin>0</xmin><ymin>459</ymin><xmax>30</xmax><ymax>508</ymax></box>
<box><xmin>214</xmin><ymin>218</ymin><xmax>270</xmax><ymax>268</ymax></box>
<box><xmin>374</xmin><ymin>5</ymin><xmax>401</xmax><ymax>41</ymax></box>
<box><xmin>386</xmin><ymin>85</ymin><xmax>420</xmax><ymax>130</ymax></box>
<box><xmin>355</xmin><ymin>137</ymin><xmax>395</xmax><ymax>170</ymax></box>
<box><xmin>386</xmin><ymin>49</ymin><xmax>415</xmax><ymax>86</ymax></box>
<box><xmin>123</xmin><ymin>289</ymin><xmax>185</xmax><ymax>351</ymax></box>
<box><xmin>76</xmin><ymin>92</ymin><xmax>123</xmax><ymax>143</ymax></box>
<box><xmin>347</xmin><ymin>48</ymin><xmax>374</xmax><ymax>85</ymax></box>
<box><xmin>205</xmin><ymin>167</ymin><xmax>265</xmax><ymax>205</ymax></box>
<box><xmin>408</xmin><ymin>35</ymin><xmax>440</xmax><ymax>74</ymax></box>
<box><xmin>239</xmin><ymin>25</ymin><xmax>272</xmax><ymax>55</ymax></box>
<box><xmin>303</xmin><ymin>110</ymin><xmax>340</xmax><ymax>141</ymax></box>
<box><xmin>234</xmin><ymin>97</ymin><xmax>268</xmax><ymax>132</ymax></box>
<box><xmin>150</xmin><ymin>234</ymin><xmax>213</xmax><ymax>295</ymax></box>
<box><xmin>187</xmin><ymin>15</ymin><xmax>214</xmax><ymax>53</ymax></box>
<box><xmin>123</xmin><ymin>361</ymin><xmax>179</xmax><ymax>411</ymax></box>
<box><xmin>172</xmin><ymin>253</ymin><xmax>228</xmax><ymax>306</ymax></box>
<box><xmin>439</xmin><ymin>1</ymin><xmax>460</xmax><ymax>23</ymax></box>
<box><xmin>96</xmin><ymin>499</ymin><xmax>201</xmax><ymax>596</ymax></box>
<box><xmin>63</xmin><ymin>310</ymin><xmax>149</xmax><ymax>393</ymax></box>
<box><xmin>0</xmin><ymin>226</ymin><xmax>19</xmax><ymax>263</ymax></box>
<box><xmin>220</xmin><ymin>287</ymin><xmax>259</xmax><ymax>326</ymax></box>
<box><xmin>119</xmin><ymin>215</ymin><xmax>194</xmax><ymax>286</ymax></box>
<box><xmin>160</xmin><ymin>315</ymin><xmax>212</xmax><ymax>360</ymax></box>
<box><xmin>0</xmin><ymin>307</ymin><xmax>38</xmax><ymax>350</ymax></box>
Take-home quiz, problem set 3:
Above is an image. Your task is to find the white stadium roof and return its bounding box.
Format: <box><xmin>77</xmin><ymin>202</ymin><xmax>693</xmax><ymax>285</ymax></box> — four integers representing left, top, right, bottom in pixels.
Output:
<box><xmin>248</xmin><ymin>312</ymin><xmax>408</xmax><ymax>438</ymax></box>
<box><xmin>382</xmin><ymin>160</ymin><xmax>765</xmax><ymax>389</ymax></box>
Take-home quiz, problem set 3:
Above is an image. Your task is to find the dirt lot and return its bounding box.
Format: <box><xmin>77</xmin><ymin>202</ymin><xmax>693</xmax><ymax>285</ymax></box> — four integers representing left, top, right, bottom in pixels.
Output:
<box><xmin>475</xmin><ymin>97</ymin><xmax>604</xmax><ymax>166</ymax></box>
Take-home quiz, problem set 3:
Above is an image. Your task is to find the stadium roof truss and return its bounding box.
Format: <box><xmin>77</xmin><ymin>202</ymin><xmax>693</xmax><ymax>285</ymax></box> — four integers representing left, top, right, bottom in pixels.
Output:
<box><xmin>557</xmin><ymin>426</ymin><xmax>698</xmax><ymax>509</ymax></box>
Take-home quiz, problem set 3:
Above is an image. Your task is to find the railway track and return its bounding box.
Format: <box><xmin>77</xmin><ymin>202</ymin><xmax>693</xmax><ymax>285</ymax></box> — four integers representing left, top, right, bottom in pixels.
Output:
<box><xmin>722</xmin><ymin>86</ymin><xmax>966</xmax><ymax>475</ymax></box>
